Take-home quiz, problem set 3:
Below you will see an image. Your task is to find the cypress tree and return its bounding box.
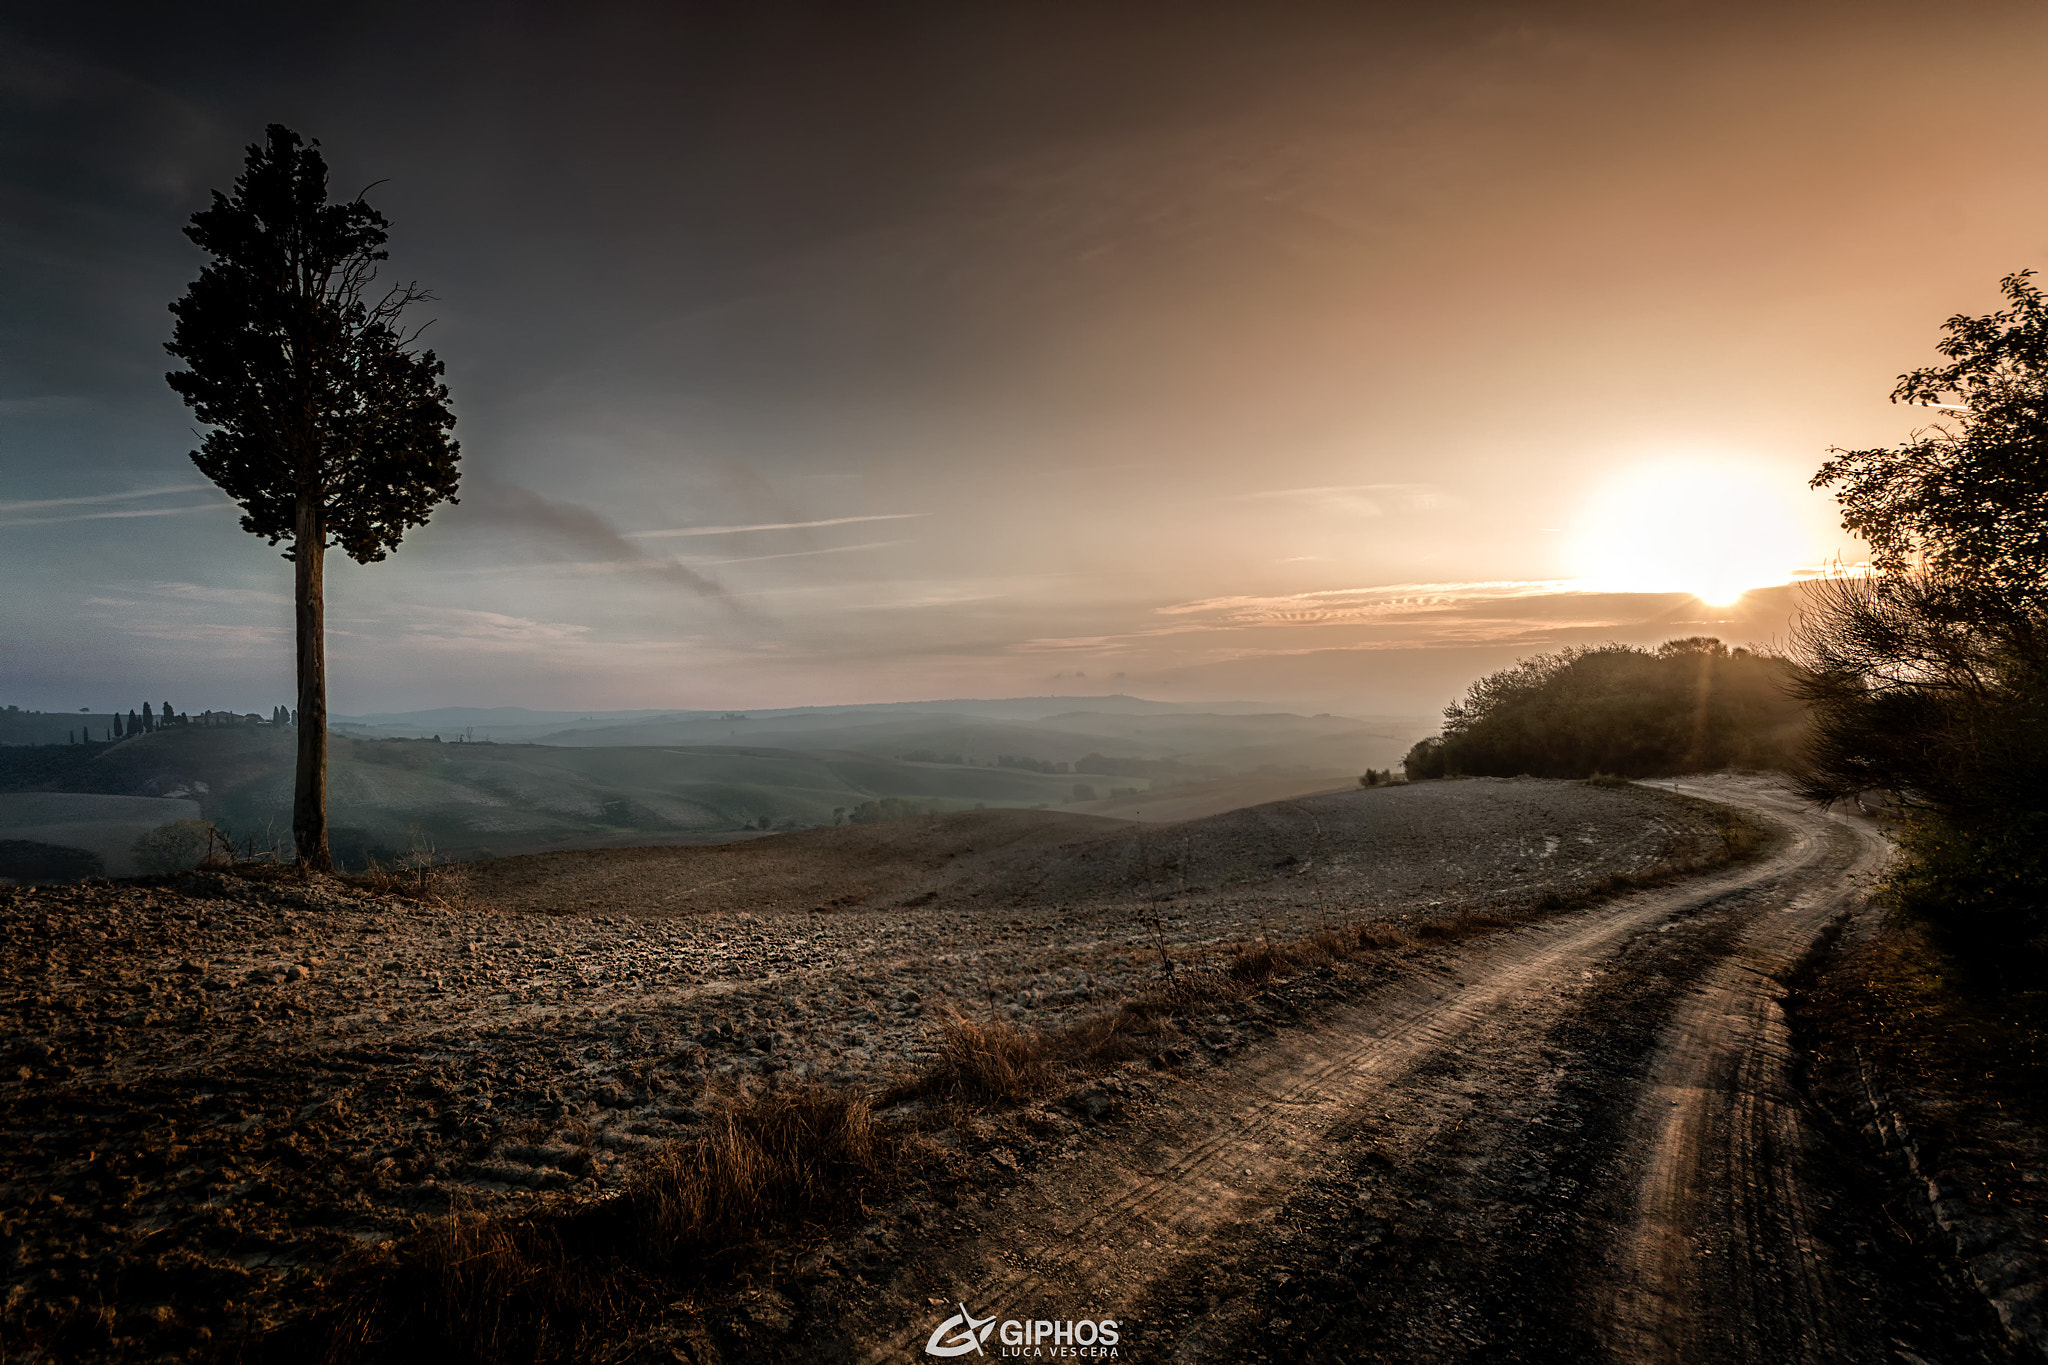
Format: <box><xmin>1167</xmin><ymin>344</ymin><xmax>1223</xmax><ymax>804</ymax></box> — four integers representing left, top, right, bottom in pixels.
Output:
<box><xmin>164</xmin><ymin>126</ymin><xmax>459</xmax><ymax>871</ymax></box>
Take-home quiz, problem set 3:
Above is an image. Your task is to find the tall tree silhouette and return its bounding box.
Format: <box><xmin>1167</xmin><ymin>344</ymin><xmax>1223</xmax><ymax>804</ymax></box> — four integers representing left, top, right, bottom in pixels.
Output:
<box><xmin>165</xmin><ymin>125</ymin><xmax>459</xmax><ymax>870</ymax></box>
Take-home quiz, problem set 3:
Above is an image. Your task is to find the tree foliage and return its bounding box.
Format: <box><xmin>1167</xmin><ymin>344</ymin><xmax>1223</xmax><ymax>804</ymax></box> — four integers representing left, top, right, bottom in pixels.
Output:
<box><xmin>1799</xmin><ymin>270</ymin><xmax>2048</xmax><ymax>975</ymax></box>
<box><xmin>1415</xmin><ymin>638</ymin><xmax>1806</xmax><ymax>780</ymax></box>
<box><xmin>1812</xmin><ymin>269</ymin><xmax>2048</xmax><ymax>606</ymax></box>
<box><xmin>1793</xmin><ymin>573</ymin><xmax>2048</xmax><ymax>815</ymax></box>
<box><xmin>165</xmin><ymin>125</ymin><xmax>459</xmax><ymax>565</ymax></box>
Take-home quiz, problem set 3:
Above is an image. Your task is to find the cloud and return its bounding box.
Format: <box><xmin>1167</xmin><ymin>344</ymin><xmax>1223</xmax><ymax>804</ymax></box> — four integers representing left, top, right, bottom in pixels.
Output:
<box><xmin>401</xmin><ymin>605</ymin><xmax>593</xmax><ymax>648</ymax></box>
<box><xmin>625</xmin><ymin>513</ymin><xmax>927</xmax><ymax>539</ymax></box>
<box><xmin>141</xmin><ymin>581</ymin><xmax>293</xmax><ymax>607</ymax></box>
<box><xmin>122</xmin><ymin>622</ymin><xmax>282</xmax><ymax>648</ymax></box>
<box><xmin>691</xmin><ymin>539</ymin><xmax>910</xmax><ymax>566</ymax></box>
<box><xmin>459</xmin><ymin>484</ymin><xmax>730</xmax><ymax>599</ymax></box>
<box><xmin>0</xmin><ymin>503</ymin><xmax>230</xmax><ymax>528</ymax></box>
<box><xmin>0</xmin><ymin>483</ymin><xmax>211</xmax><ymax>513</ymax></box>
<box><xmin>1158</xmin><ymin>579</ymin><xmax>1587</xmax><ymax>625</ymax></box>
<box><xmin>1236</xmin><ymin>484</ymin><xmax>1452</xmax><ymax>517</ymax></box>
<box><xmin>0</xmin><ymin>483</ymin><xmax>228</xmax><ymax>528</ymax></box>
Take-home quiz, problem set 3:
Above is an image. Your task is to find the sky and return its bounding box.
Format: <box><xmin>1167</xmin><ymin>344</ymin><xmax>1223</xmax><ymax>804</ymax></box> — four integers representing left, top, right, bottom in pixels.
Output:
<box><xmin>4</xmin><ymin>0</ymin><xmax>2047</xmax><ymax>718</ymax></box>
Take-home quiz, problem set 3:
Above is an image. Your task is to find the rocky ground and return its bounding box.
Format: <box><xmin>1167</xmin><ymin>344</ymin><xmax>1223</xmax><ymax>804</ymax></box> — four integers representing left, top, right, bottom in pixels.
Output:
<box><xmin>0</xmin><ymin>779</ymin><xmax>1733</xmax><ymax>1360</ymax></box>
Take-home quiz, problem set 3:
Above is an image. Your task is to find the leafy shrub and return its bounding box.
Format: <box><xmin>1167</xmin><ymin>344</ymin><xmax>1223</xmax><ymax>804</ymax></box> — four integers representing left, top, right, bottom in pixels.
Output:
<box><xmin>1402</xmin><ymin>736</ymin><xmax>1446</xmax><ymax>780</ymax></box>
<box><xmin>1885</xmin><ymin>811</ymin><xmax>2048</xmax><ymax>984</ymax></box>
<box><xmin>131</xmin><ymin>819</ymin><xmax>221</xmax><ymax>874</ymax></box>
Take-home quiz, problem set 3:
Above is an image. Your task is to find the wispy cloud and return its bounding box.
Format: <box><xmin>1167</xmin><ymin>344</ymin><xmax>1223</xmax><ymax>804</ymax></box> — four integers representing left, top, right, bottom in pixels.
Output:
<box><xmin>460</xmin><ymin>484</ymin><xmax>729</xmax><ymax>599</ymax></box>
<box><xmin>123</xmin><ymin>622</ymin><xmax>282</xmax><ymax>648</ymax></box>
<box><xmin>1234</xmin><ymin>483</ymin><xmax>1451</xmax><ymax>517</ymax></box>
<box><xmin>1004</xmin><ymin>580</ymin><xmax>1664</xmax><ymax>659</ymax></box>
<box><xmin>401</xmin><ymin>605</ymin><xmax>593</xmax><ymax>648</ymax></box>
<box><xmin>691</xmin><ymin>539</ymin><xmax>909</xmax><ymax>566</ymax></box>
<box><xmin>1158</xmin><ymin>579</ymin><xmax>1587</xmax><ymax>625</ymax></box>
<box><xmin>1</xmin><ymin>492</ymin><xmax>227</xmax><ymax>528</ymax></box>
<box><xmin>142</xmin><ymin>581</ymin><xmax>293</xmax><ymax>607</ymax></box>
<box><xmin>625</xmin><ymin>512</ymin><xmax>927</xmax><ymax>539</ymax></box>
<box><xmin>0</xmin><ymin>482</ymin><xmax>210</xmax><ymax>513</ymax></box>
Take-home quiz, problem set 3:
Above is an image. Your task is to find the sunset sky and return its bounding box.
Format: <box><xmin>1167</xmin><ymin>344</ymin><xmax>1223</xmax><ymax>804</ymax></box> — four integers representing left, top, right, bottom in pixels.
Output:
<box><xmin>5</xmin><ymin>1</ymin><xmax>2047</xmax><ymax>717</ymax></box>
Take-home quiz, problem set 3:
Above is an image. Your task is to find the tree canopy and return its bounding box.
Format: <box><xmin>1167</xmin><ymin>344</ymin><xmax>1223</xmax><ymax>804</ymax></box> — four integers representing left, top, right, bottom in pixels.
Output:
<box><xmin>165</xmin><ymin>124</ymin><xmax>459</xmax><ymax>566</ymax></box>
<box><xmin>1812</xmin><ymin>269</ymin><xmax>2048</xmax><ymax>607</ymax></box>
<box><xmin>1407</xmin><ymin>638</ymin><xmax>1807</xmax><ymax>780</ymax></box>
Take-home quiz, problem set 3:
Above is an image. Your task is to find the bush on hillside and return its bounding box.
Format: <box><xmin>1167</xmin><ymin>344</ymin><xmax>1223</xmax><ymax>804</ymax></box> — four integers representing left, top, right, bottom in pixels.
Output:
<box><xmin>1417</xmin><ymin>637</ymin><xmax>1806</xmax><ymax>780</ymax></box>
<box><xmin>847</xmin><ymin>796</ymin><xmax>939</xmax><ymax>824</ymax></box>
<box><xmin>132</xmin><ymin>819</ymin><xmax>223</xmax><ymax>874</ymax></box>
<box><xmin>1794</xmin><ymin>571</ymin><xmax>2048</xmax><ymax>977</ymax></box>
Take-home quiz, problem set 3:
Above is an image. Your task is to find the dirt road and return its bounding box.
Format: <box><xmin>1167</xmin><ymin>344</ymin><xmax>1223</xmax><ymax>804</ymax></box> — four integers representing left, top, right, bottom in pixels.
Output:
<box><xmin>821</xmin><ymin>777</ymin><xmax>2019</xmax><ymax>1364</ymax></box>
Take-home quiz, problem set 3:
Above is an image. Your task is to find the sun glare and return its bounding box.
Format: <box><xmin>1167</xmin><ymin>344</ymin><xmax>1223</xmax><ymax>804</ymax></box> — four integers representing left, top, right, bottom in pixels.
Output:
<box><xmin>1569</xmin><ymin>462</ymin><xmax>1807</xmax><ymax>605</ymax></box>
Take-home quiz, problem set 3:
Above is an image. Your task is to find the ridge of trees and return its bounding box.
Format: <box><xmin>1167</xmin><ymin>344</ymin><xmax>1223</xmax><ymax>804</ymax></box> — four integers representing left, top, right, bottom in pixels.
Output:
<box><xmin>1401</xmin><ymin>638</ymin><xmax>1807</xmax><ymax>781</ymax></box>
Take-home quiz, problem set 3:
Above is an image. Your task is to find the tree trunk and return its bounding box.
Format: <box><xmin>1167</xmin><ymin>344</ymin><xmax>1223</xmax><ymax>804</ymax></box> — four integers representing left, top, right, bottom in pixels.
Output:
<box><xmin>293</xmin><ymin>497</ymin><xmax>333</xmax><ymax>872</ymax></box>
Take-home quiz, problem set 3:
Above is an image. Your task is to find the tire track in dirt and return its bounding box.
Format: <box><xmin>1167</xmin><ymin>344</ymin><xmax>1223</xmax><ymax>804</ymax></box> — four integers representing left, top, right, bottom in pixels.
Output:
<box><xmin>1602</xmin><ymin>782</ymin><xmax>1893</xmax><ymax>1363</ymax></box>
<box><xmin>843</xmin><ymin>779</ymin><xmax>1862</xmax><ymax>1363</ymax></box>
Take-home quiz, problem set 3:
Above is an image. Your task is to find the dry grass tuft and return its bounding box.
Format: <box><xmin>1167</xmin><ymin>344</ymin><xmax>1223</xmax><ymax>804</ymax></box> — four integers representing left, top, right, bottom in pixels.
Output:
<box><xmin>1225</xmin><ymin>923</ymin><xmax>1387</xmax><ymax>982</ymax></box>
<box><xmin>345</xmin><ymin>860</ymin><xmax>472</xmax><ymax>909</ymax></box>
<box><xmin>1414</xmin><ymin>912</ymin><xmax>1510</xmax><ymax>942</ymax></box>
<box><xmin>1226</xmin><ymin>940</ymin><xmax>1290</xmax><ymax>983</ymax></box>
<box><xmin>1353</xmin><ymin>921</ymin><xmax>1412</xmax><ymax>950</ymax></box>
<box><xmin>1120</xmin><ymin>970</ymin><xmax>1247</xmax><ymax>1021</ymax></box>
<box><xmin>916</xmin><ymin>1011</ymin><xmax>1060</xmax><ymax>1102</ymax></box>
<box><xmin>630</xmin><ymin>1087</ymin><xmax>887</xmax><ymax>1246</ymax></box>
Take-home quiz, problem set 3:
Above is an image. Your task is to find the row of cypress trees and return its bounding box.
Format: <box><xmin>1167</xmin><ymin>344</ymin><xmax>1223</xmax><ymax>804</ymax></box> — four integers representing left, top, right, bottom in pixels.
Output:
<box><xmin>70</xmin><ymin>703</ymin><xmax>295</xmax><ymax>744</ymax></box>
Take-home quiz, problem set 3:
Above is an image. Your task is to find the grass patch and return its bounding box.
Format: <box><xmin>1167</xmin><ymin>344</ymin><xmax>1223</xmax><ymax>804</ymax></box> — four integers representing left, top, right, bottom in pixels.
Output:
<box><xmin>912</xmin><ymin>1012</ymin><xmax>1060</xmax><ymax>1103</ymax></box>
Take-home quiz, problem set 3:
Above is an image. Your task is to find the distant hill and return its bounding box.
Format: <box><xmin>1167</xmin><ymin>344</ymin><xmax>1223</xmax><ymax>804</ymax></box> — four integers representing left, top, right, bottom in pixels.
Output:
<box><xmin>0</xmin><ymin>697</ymin><xmax>1434</xmax><ymax>873</ymax></box>
<box><xmin>329</xmin><ymin>697</ymin><xmax>1431</xmax><ymax>779</ymax></box>
<box><xmin>0</xmin><ymin>726</ymin><xmax>1109</xmax><ymax>867</ymax></box>
<box><xmin>0</xmin><ymin>709</ymin><xmax>125</xmax><ymax>747</ymax></box>
<box><xmin>328</xmin><ymin>694</ymin><xmax>1304</xmax><ymax>743</ymax></box>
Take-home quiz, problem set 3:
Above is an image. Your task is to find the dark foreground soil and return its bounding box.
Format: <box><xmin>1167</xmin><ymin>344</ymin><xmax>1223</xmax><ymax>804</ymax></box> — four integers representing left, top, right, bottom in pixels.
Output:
<box><xmin>1789</xmin><ymin>909</ymin><xmax>2048</xmax><ymax>1358</ymax></box>
<box><xmin>1</xmin><ymin>779</ymin><xmax>1723</xmax><ymax>1361</ymax></box>
<box><xmin>723</xmin><ymin>779</ymin><xmax>2029</xmax><ymax>1365</ymax></box>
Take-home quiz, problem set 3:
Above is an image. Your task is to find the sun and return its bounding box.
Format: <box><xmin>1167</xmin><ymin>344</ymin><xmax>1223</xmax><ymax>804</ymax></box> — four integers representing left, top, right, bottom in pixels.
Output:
<box><xmin>1568</xmin><ymin>462</ymin><xmax>1807</xmax><ymax>605</ymax></box>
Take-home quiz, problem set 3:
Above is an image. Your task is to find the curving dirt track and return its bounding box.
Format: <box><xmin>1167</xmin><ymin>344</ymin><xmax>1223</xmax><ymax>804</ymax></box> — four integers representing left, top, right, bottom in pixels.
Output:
<box><xmin>821</xmin><ymin>777</ymin><xmax>2021</xmax><ymax>1364</ymax></box>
